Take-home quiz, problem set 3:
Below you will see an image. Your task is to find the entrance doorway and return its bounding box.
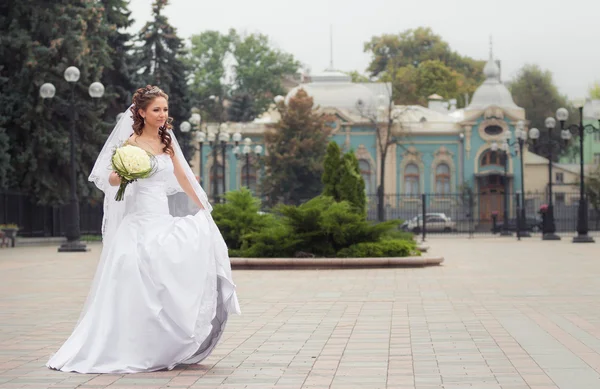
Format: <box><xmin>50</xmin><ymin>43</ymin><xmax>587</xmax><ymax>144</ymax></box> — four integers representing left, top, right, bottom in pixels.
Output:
<box><xmin>478</xmin><ymin>174</ymin><xmax>508</xmax><ymax>221</ymax></box>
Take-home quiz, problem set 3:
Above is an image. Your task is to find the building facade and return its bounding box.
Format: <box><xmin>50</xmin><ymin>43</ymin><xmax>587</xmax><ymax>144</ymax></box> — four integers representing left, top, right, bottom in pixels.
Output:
<box><xmin>559</xmin><ymin>98</ymin><xmax>600</xmax><ymax>167</ymax></box>
<box><xmin>193</xmin><ymin>50</ymin><xmax>539</xmax><ymax>223</ymax></box>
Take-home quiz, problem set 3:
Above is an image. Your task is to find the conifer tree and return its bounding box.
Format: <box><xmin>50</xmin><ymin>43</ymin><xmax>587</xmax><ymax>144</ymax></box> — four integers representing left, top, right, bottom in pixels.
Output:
<box><xmin>100</xmin><ymin>0</ymin><xmax>136</xmax><ymax>123</ymax></box>
<box><xmin>261</xmin><ymin>89</ymin><xmax>331</xmax><ymax>205</ymax></box>
<box><xmin>0</xmin><ymin>0</ymin><xmax>112</xmax><ymax>205</ymax></box>
<box><xmin>134</xmin><ymin>0</ymin><xmax>193</xmax><ymax>160</ymax></box>
<box><xmin>322</xmin><ymin>141</ymin><xmax>342</xmax><ymax>199</ymax></box>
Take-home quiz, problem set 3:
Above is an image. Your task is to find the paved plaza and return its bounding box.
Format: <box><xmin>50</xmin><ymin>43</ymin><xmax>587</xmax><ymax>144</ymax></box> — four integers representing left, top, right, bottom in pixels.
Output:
<box><xmin>1</xmin><ymin>237</ymin><xmax>600</xmax><ymax>389</ymax></box>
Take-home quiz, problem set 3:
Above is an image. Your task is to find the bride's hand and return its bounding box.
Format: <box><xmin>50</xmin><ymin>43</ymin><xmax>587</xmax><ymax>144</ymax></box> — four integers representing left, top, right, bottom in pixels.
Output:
<box><xmin>109</xmin><ymin>171</ymin><xmax>122</xmax><ymax>186</ymax></box>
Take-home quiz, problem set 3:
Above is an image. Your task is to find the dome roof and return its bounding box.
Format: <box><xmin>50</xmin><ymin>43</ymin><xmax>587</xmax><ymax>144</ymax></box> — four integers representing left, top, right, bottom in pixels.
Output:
<box><xmin>467</xmin><ymin>52</ymin><xmax>519</xmax><ymax>111</ymax></box>
<box><xmin>285</xmin><ymin>70</ymin><xmax>379</xmax><ymax>112</ymax></box>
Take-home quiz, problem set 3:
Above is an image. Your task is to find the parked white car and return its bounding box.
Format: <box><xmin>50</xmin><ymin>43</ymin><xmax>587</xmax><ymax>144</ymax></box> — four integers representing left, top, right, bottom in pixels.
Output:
<box><xmin>403</xmin><ymin>213</ymin><xmax>456</xmax><ymax>233</ymax></box>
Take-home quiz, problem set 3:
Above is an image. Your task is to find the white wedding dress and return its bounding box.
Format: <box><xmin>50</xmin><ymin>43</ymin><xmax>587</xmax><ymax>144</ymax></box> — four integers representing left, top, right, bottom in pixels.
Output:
<box><xmin>46</xmin><ymin>153</ymin><xmax>240</xmax><ymax>374</ymax></box>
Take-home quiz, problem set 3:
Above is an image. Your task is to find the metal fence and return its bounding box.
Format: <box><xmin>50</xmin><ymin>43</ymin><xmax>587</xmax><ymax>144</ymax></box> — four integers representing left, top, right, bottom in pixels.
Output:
<box><xmin>367</xmin><ymin>192</ymin><xmax>600</xmax><ymax>237</ymax></box>
<box><xmin>2</xmin><ymin>190</ymin><xmax>599</xmax><ymax>239</ymax></box>
<box><xmin>0</xmin><ymin>191</ymin><xmax>103</xmax><ymax>237</ymax></box>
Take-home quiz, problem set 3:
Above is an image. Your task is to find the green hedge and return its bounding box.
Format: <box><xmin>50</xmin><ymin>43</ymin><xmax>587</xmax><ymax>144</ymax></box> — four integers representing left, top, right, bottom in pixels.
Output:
<box><xmin>213</xmin><ymin>190</ymin><xmax>417</xmax><ymax>258</ymax></box>
<box><xmin>336</xmin><ymin>239</ymin><xmax>418</xmax><ymax>258</ymax></box>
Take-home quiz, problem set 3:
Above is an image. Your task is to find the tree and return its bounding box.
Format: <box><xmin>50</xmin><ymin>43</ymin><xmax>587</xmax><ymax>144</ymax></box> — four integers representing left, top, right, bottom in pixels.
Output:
<box><xmin>364</xmin><ymin>27</ymin><xmax>484</xmax><ymax>107</ymax></box>
<box><xmin>588</xmin><ymin>81</ymin><xmax>600</xmax><ymax>99</ymax></box>
<box><xmin>356</xmin><ymin>80</ymin><xmax>409</xmax><ymax>221</ymax></box>
<box><xmin>188</xmin><ymin>29</ymin><xmax>300</xmax><ymax>123</ymax></box>
<box><xmin>322</xmin><ymin>141</ymin><xmax>366</xmax><ymax>213</ymax></box>
<box><xmin>261</xmin><ymin>89</ymin><xmax>332</xmax><ymax>206</ymax></box>
<box><xmin>99</xmin><ymin>0</ymin><xmax>136</xmax><ymax>123</ymax></box>
<box><xmin>346</xmin><ymin>71</ymin><xmax>370</xmax><ymax>83</ymax></box>
<box><xmin>0</xmin><ymin>0</ymin><xmax>112</xmax><ymax>205</ymax></box>
<box><xmin>187</xmin><ymin>30</ymin><xmax>232</xmax><ymax>122</ymax></box>
<box><xmin>134</xmin><ymin>0</ymin><xmax>192</xmax><ymax>160</ymax></box>
<box><xmin>231</xmin><ymin>32</ymin><xmax>299</xmax><ymax>118</ymax></box>
<box><xmin>389</xmin><ymin>65</ymin><xmax>419</xmax><ymax>106</ymax></box>
<box><xmin>509</xmin><ymin>64</ymin><xmax>575</xmax><ymax>159</ymax></box>
<box><xmin>322</xmin><ymin>141</ymin><xmax>342</xmax><ymax>198</ymax></box>
<box><xmin>227</xmin><ymin>92</ymin><xmax>257</xmax><ymax>123</ymax></box>
<box><xmin>585</xmin><ymin>167</ymin><xmax>600</xmax><ymax>230</ymax></box>
<box><xmin>338</xmin><ymin>151</ymin><xmax>366</xmax><ymax>214</ymax></box>
<box><xmin>414</xmin><ymin>60</ymin><xmax>461</xmax><ymax>103</ymax></box>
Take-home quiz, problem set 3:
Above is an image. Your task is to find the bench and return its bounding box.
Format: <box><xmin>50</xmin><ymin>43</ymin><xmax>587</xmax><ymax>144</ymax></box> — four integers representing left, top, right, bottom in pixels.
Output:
<box><xmin>0</xmin><ymin>231</ymin><xmax>8</xmax><ymax>248</ymax></box>
<box><xmin>0</xmin><ymin>230</ymin><xmax>16</xmax><ymax>248</ymax></box>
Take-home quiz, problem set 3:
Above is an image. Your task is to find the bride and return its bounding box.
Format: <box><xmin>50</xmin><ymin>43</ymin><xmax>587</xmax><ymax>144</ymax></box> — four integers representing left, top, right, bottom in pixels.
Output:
<box><xmin>46</xmin><ymin>85</ymin><xmax>241</xmax><ymax>374</ymax></box>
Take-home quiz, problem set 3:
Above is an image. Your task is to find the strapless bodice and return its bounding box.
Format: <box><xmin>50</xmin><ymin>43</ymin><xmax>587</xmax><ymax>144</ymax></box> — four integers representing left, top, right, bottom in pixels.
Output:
<box><xmin>125</xmin><ymin>154</ymin><xmax>173</xmax><ymax>215</ymax></box>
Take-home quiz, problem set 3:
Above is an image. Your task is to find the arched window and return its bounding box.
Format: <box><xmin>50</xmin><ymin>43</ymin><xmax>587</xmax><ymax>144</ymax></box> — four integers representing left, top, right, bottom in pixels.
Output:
<box><xmin>241</xmin><ymin>164</ymin><xmax>258</xmax><ymax>194</ymax></box>
<box><xmin>480</xmin><ymin>150</ymin><xmax>502</xmax><ymax>166</ymax></box>
<box><xmin>484</xmin><ymin>125</ymin><xmax>503</xmax><ymax>136</ymax></box>
<box><xmin>210</xmin><ymin>163</ymin><xmax>224</xmax><ymax>198</ymax></box>
<box><xmin>435</xmin><ymin>163</ymin><xmax>451</xmax><ymax>194</ymax></box>
<box><xmin>358</xmin><ymin>159</ymin><xmax>372</xmax><ymax>194</ymax></box>
<box><xmin>404</xmin><ymin>163</ymin><xmax>420</xmax><ymax>196</ymax></box>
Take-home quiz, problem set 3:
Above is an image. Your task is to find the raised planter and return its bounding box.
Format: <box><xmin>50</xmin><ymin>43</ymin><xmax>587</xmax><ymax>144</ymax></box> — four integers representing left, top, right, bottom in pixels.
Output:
<box><xmin>230</xmin><ymin>256</ymin><xmax>444</xmax><ymax>269</ymax></box>
<box><xmin>0</xmin><ymin>227</ymin><xmax>18</xmax><ymax>248</ymax></box>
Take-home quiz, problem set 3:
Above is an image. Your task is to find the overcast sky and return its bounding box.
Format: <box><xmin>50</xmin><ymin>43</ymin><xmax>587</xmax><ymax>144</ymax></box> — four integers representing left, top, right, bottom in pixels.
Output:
<box><xmin>128</xmin><ymin>0</ymin><xmax>600</xmax><ymax>100</ymax></box>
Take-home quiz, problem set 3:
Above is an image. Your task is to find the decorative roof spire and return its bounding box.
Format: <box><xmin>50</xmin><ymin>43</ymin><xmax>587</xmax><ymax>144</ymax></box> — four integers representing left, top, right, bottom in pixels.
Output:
<box><xmin>483</xmin><ymin>35</ymin><xmax>500</xmax><ymax>80</ymax></box>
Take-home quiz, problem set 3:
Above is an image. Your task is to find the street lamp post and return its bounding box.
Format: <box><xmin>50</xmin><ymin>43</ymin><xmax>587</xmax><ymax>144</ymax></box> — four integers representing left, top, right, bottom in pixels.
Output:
<box><xmin>491</xmin><ymin>136</ymin><xmax>513</xmax><ymax>237</ymax></box>
<box><xmin>529</xmin><ymin>112</ymin><xmax>572</xmax><ymax>241</ymax></box>
<box><xmin>195</xmin><ymin>131</ymin><xmax>206</xmax><ymax>185</ymax></box>
<box><xmin>490</xmin><ymin>122</ymin><xmax>529</xmax><ymax>239</ymax></box>
<box><xmin>179</xmin><ymin>113</ymin><xmax>205</xmax><ymax>184</ymax></box>
<box><xmin>555</xmin><ymin>103</ymin><xmax>600</xmax><ymax>243</ymax></box>
<box><xmin>233</xmin><ymin>138</ymin><xmax>263</xmax><ymax>191</ymax></box>
<box><xmin>40</xmin><ymin>66</ymin><xmax>105</xmax><ymax>252</ymax></box>
<box><xmin>181</xmin><ymin>117</ymin><xmax>242</xmax><ymax>202</ymax></box>
<box><xmin>515</xmin><ymin>120</ymin><xmax>531</xmax><ymax>238</ymax></box>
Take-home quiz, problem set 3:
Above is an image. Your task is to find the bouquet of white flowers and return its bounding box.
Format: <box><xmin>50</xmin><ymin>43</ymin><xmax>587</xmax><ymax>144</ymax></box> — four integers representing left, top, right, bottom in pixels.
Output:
<box><xmin>111</xmin><ymin>144</ymin><xmax>157</xmax><ymax>201</ymax></box>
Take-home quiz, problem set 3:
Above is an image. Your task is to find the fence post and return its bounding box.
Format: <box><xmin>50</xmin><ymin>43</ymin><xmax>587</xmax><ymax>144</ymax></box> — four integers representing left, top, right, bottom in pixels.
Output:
<box><xmin>468</xmin><ymin>191</ymin><xmax>474</xmax><ymax>238</ymax></box>
<box><xmin>421</xmin><ymin>193</ymin><xmax>427</xmax><ymax>242</ymax></box>
<box><xmin>516</xmin><ymin>193</ymin><xmax>521</xmax><ymax>241</ymax></box>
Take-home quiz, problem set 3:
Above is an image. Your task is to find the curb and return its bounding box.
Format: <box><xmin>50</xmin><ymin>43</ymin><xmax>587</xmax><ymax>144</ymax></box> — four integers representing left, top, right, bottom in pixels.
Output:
<box><xmin>230</xmin><ymin>256</ymin><xmax>444</xmax><ymax>269</ymax></box>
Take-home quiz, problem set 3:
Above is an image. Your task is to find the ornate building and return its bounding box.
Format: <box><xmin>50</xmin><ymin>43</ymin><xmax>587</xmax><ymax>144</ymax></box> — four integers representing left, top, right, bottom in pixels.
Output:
<box><xmin>195</xmin><ymin>48</ymin><xmax>527</xmax><ymax>222</ymax></box>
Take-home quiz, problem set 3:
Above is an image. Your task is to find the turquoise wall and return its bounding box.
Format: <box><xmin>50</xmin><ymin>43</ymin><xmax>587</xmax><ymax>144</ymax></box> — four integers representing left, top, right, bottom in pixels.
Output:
<box><xmin>208</xmin><ymin>113</ymin><xmax>528</xmax><ymax>196</ymax></box>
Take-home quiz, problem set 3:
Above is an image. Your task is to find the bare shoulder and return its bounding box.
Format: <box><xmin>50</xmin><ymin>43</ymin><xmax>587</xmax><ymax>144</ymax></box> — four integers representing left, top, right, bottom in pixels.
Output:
<box><xmin>126</xmin><ymin>134</ymin><xmax>137</xmax><ymax>145</ymax></box>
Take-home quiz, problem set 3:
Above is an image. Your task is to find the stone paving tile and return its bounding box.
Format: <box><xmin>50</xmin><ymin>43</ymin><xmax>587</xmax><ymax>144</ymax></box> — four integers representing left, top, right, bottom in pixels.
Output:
<box><xmin>2</xmin><ymin>238</ymin><xmax>600</xmax><ymax>388</ymax></box>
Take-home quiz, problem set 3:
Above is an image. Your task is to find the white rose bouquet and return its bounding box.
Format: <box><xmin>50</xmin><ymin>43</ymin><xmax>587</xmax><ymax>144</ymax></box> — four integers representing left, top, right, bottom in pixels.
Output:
<box><xmin>111</xmin><ymin>144</ymin><xmax>158</xmax><ymax>201</ymax></box>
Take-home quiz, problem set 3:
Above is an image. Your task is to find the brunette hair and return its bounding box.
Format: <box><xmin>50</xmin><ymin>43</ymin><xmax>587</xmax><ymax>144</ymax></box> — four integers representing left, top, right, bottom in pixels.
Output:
<box><xmin>130</xmin><ymin>85</ymin><xmax>174</xmax><ymax>155</ymax></box>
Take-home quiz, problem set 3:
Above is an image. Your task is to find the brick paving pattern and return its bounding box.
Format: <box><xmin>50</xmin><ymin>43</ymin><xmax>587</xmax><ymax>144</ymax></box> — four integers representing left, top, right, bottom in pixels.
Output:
<box><xmin>1</xmin><ymin>238</ymin><xmax>599</xmax><ymax>389</ymax></box>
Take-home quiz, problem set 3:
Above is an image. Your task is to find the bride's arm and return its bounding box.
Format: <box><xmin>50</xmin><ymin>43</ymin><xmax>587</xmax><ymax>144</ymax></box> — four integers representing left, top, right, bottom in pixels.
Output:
<box><xmin>171</xmin><ymin>153</ymin><xmax>206</xmax><ymax>210</ymax></box>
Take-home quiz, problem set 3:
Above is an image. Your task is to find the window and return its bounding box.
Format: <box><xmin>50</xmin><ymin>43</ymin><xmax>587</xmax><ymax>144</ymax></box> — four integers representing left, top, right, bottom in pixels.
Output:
<box><xmin>435</xmin><ymin>163</ymin><xmax>451</xmax><ymax>194</ymax></box>
<box><xmin>480</xmin><ymin>150</ymin><xmax>502</xmax><ymax>166</ymax></box>
<box><xmin>594</xmin><ymin>132</ymin><xmax>600</xmax><ymax>142</ymax></box>
<box><xmin>555</xmin><ymin>172</ymin><xmax>564</xmax><ymax>184</ymax></box>
<box><xmin>404</xmin><ymin>164</ymin><xmax>420</xmax><ymax>196</ymax></box>
<box><xmin>241</xmin><ymin>164</ymin><xmax>258</xmax><ymax>193</ymax></box>
<box><xmin>594</xmin><ymin>153</ymin><xmax>600</xmax><ymax>166</ymax></box>
<box><xmin>358</xmin><ymin>159</ymin><xmax>372</xmax><ymax>194</ymax></box>
<box><xmin>484</xmin><ymin>125</ymin><xmax>503</xmax><ymax>136</ymax></box>
<box><xmin>555</xmin><ymin>193</ymin><xmax>566</xmax><ymax>204</ymax></box>
<box><xmin>210</xmin><ymin>163</ymin><xmax>224</xmax><ymax>197</ymax></box>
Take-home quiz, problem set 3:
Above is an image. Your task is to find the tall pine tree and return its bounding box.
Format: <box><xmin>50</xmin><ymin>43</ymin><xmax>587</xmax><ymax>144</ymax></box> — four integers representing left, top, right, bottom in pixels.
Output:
<box><xmin>321</xmin><ymin>141</ymin><xmax>366</xmax><ymax>214</ymax></box>
<box><xmin>322</xmin><ymin>141</ymin><xmax>342</xmax><ymax>198</ymax></box>
<box><xmin>134</xmin><ymin>0</ymin><xmax>193</xmax><ymax>161</ymax></box>
<box><xmin>338</xmin><ymin>151</ymin><xmax>366</xmax><ymax>214</ymax></box>
<box><xmin>0</xmin><ymin>1</ymin><xmax>112</xmax><ymax>205</ymax></box>
<box><xmin>100</xmin><ymin>0</ymin><xmax>136</xmax><ymax>123</ymax></box>
<box><xmin>261</xmin><ymin>89</ymin><xmax>332</xmax><ymax>206</ymax></box>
